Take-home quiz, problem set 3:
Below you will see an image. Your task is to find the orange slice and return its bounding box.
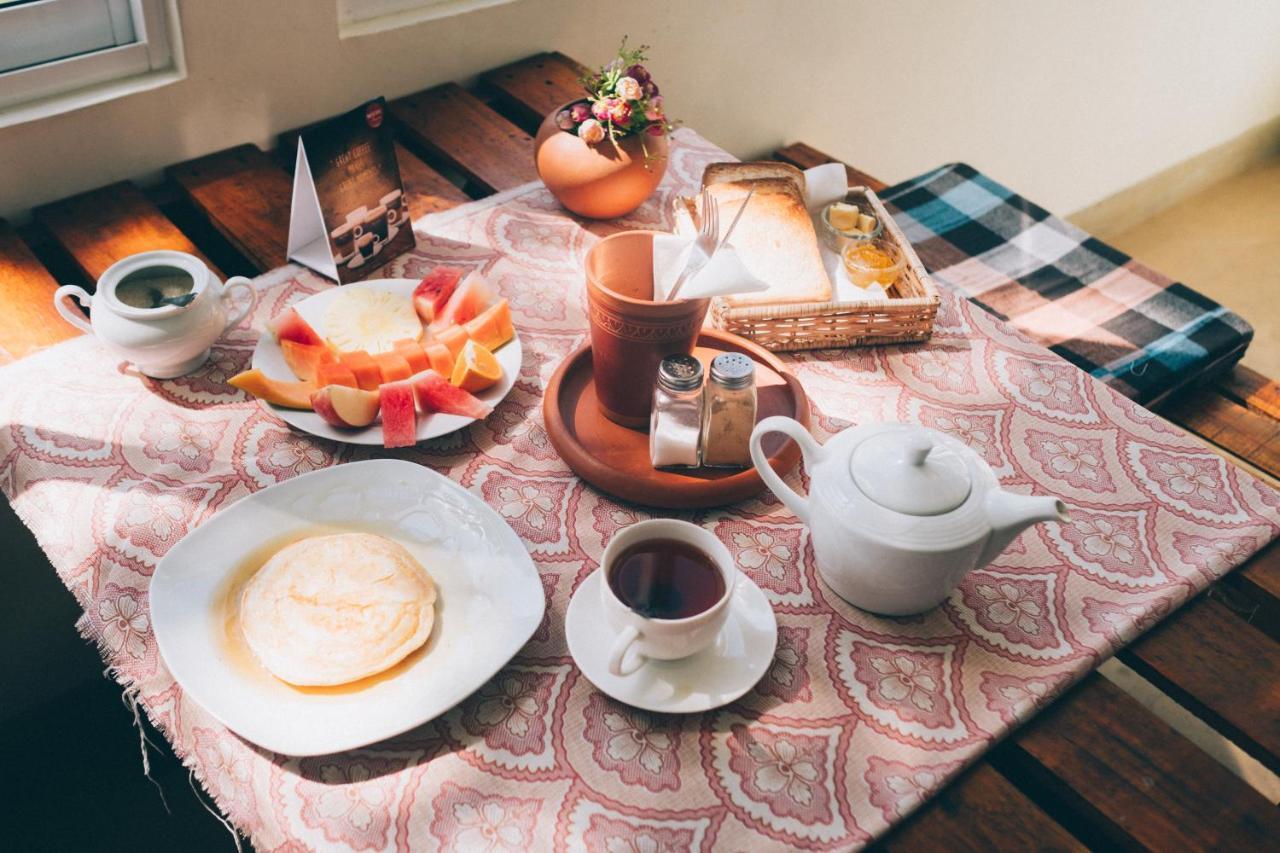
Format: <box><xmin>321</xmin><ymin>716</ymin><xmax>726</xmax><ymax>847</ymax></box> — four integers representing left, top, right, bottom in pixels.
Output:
<box><xmin>450</xmin><ymin>339</ymin><xmax>502</xmax><ymax>393</ymax></box>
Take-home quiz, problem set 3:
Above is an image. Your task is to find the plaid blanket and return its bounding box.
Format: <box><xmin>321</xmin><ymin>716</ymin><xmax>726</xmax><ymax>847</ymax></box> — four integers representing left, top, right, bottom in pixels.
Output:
<box><xmin>881</xmin><ymin>163</ymin><xmax>1252</xmax><ymax>404</ymax></box>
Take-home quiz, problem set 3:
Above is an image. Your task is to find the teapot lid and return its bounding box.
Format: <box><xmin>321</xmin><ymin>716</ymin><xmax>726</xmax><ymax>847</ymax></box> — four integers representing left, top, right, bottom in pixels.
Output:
<box><xmin>849</xmin><ymin>427</ymin><xmax>971</xmax><ymax>516</ymax></box>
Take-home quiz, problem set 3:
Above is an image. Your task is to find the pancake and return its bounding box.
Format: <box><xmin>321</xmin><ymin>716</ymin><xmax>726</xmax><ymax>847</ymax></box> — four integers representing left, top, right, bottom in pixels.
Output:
<box><xmin>240</xmin><ymin>533</ymin><xmax>436</xmax><ymax>686</ymax></box>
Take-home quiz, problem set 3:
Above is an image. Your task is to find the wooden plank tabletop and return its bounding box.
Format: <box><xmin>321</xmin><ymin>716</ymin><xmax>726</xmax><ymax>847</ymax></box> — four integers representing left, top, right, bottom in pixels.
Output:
<box><xmin>33</xmin><ymin>181</ymin><xmax>221</xmax><ymax>282</ymax></box>
<box><xmin>1</xmin><ymin>50</ymin><xmax>1278</xmax><ymax>851</ymax></box>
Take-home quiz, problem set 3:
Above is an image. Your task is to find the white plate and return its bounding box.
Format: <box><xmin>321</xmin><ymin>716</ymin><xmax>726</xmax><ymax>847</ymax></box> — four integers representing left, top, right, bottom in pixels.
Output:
<box><xmin>565</xmin><ymin>569</ymin><xmax>777</xmax><ymax>714</ymax></box>
<box><xmin>150</xmin><ymin>459</ymin><xmax>544</xmax><ymax>756</ymax></box>
<box><xmin>251</xmin><ymin>278</ymin><xmax>521</xmax><ymax>445</ymax></box>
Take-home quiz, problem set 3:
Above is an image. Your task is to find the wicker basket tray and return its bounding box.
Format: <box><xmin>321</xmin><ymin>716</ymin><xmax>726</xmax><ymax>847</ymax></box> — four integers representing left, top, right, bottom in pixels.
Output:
<box><xmin>703</xmin><ymin>186</ymin><xmax>939</xmax><ymax>352</ymax></box>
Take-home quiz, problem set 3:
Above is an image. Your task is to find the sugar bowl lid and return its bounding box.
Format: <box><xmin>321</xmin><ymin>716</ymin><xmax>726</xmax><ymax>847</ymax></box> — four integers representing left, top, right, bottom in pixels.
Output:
<box><xmin>849</xmin><ymin>426</ymin><xmax>971</xmax><ymax>516</ymax></box>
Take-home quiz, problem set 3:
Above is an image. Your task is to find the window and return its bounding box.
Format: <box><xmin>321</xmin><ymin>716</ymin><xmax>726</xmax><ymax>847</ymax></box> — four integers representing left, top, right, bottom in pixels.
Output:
<box><xmin>0</xmin><ymin>0</ymin><xmax>184</xmax><ymax>127</ymax></box>
<box><xmin>337</xmin><ymin>0</ymin><xmax>517</xmax><ymax>38</ymax></box>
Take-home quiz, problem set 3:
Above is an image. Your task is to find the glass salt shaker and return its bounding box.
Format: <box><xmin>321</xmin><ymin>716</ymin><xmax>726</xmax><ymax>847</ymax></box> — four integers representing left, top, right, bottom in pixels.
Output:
<box><xmin>650</xmin><ymin>354</ymin><xmax>704</xmax><ymax>468</ymax></box>
<box><xmin>701</xmin><ymin>353</ymin><xmax>757</xmax><ymax>468</ymax></box>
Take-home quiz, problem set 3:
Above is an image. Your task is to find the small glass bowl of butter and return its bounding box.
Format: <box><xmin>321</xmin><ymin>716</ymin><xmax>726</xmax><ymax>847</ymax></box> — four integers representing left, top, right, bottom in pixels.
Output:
<box><xmin>820</xmin><ymin>193</ymin><xmax>883</xmax><ymax>251</ymax></box>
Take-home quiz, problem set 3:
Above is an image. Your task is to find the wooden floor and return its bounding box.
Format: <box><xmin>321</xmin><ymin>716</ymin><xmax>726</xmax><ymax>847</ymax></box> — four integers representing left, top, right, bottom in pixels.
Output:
<box><xmin>3</xmin><ymin>52</ymin><xmax>1279</xmax><ymax>851</ymax></box>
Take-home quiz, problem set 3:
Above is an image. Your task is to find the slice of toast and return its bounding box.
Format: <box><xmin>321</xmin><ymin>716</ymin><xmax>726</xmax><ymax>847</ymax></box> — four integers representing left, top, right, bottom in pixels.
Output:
<box><xmin>702</xmin><ymin>162</ymin><xmax>806</xmax><ymax>196</ymax></box>
<box><xmin>698</xmin><ymin>167</ymin><xmax>831</xmax><ymax>307</ymax></box>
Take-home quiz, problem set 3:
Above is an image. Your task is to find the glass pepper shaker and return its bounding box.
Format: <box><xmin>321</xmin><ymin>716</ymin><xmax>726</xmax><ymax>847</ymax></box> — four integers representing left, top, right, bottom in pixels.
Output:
<box><xmin>650</xmin><ymin>354</ymin><xmax>704</xmax><ymax>468</ymax></box>
<box><xmin>701</xmin><ymin>353</ymin><xmax>757</xmax><ymax>468</ymax></box>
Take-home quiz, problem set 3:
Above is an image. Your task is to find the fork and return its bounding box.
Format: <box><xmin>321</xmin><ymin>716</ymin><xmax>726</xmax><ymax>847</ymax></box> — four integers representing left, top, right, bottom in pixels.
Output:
<box><xmin>666</xmin><ymin>188</ymin><xmax>718</xmax><ymax>301</ymax></box>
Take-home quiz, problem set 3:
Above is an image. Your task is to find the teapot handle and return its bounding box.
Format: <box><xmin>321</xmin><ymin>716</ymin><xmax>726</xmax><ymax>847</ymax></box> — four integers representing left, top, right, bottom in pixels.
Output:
<box><xmin>749</xmin><ymin>416</ymin><xmax>822</xmax><ymax>523</ymax></box>
<box><xmin>53</xmin><ymin>285</ymin><xmax>94</xmax><ymax>334</ymax></box>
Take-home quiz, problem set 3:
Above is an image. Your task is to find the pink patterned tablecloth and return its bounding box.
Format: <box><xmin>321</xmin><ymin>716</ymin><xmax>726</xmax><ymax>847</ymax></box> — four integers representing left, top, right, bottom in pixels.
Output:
<box><xmin>2</xmin><ymin>129</ymin><xmax>1277</xmax><ymax>851</ymax></box>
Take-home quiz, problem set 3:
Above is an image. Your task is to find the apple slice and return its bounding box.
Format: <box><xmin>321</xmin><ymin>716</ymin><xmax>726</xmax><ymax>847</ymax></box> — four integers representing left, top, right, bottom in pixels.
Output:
<box><xmin>310</xmin><ymin>385</ymin><xmax>381</xmax><ymax>428</ymax></box>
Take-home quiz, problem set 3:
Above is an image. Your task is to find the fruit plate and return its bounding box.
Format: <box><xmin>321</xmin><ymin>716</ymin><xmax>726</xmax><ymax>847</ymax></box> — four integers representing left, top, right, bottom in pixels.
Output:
<box><xmin>251</xmin><ymin>278</ymin><xmax>521</xmax><ymax>445</ymax></box>
<box><xmin>543</xmin><ymin>329</ymin><xmax>810</xmax><ymax>508</ymax></box>
<box><xmin>150</xmin><ymin>459</ymin><xmax>545</xmax><ymax>756</ymax></box>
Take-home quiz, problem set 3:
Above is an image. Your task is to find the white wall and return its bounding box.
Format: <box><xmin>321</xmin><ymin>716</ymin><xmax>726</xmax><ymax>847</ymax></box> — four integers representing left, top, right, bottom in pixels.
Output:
<box><xmin>1</xmin><ymin>0</ymin><xmax>1278</xmax><ymax>220</ymax></box>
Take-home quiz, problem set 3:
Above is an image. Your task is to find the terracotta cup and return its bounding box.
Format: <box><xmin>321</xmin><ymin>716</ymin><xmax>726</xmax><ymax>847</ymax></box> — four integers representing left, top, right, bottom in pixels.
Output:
<box><xmin>585</xmin><ymin>230</ymin><xmax>709</xmax><ymax>428</ymax></box>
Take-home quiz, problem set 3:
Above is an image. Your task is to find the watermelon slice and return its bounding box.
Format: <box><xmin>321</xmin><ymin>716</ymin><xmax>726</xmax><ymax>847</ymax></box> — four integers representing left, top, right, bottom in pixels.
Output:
<box><xmin>463</xmin><ymin>299</ymin><xmax>514</xmax><ymax>351</ymax></box>
<box><xmin>393</xmin><ymin>338</ymin><xmax>431</xmax><ymax>374</ymax></box>
<box><xmin>431</xmin><ymin>273</ymin><xmax>494</xmax><ymax>331</ymax></box>
<box><xmin>375</xmin><ymin>351</ymin><xmax>414</xmax><ymax>384</ymax></box>
<box><xmin>338</xmin><ymin>350</ymin><xmax>382</xmax><ymax>391</ymax></box>
<box><xmin>268</xmin><ymin>307</ymin><xmax>326</xmax><ymax>348</ymax></box>
<box><xmin>281</xmin><ymin>340</ymin><xmax>336</xmax><ymax>382</ymax></box>
<box><xmin>378</xmin><ymin>380</ymin><xmax>418</xmax><ymax>448</ymax></box>
<box><xmin>315</xmin><ymin>362</ymin><xmax>359</xmax><ymax>388</ymax></box>
<box><xmin>413</xmin><ymin>266</ymin><xmax>464</xmax><ymax>324</ymax></box>
<box><xmin>229</xmin><ymin>369</ymin><xmax>315</xmax><ymax>409</ymax></box>
<box><xmin>410</xmin><ymin>369</ymin><xmax>492</xmax><ymax>420</ymax></box>
<box><xmin>423</xmin><ymin>341</ymin><xmax>453</xmax><ymax>376</ymax></box>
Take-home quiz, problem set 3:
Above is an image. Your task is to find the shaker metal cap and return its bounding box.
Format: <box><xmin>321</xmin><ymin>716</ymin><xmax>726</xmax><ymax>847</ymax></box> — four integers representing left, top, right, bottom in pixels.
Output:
<box><xmin>709</xmin><ymin>353</ymin><xmax>755</xmax><ymax>389</ymax></box>
<box><xmin>657</xmin><ymin>354</ymin><xmax>704</xmax><ymax>391</ymax></box>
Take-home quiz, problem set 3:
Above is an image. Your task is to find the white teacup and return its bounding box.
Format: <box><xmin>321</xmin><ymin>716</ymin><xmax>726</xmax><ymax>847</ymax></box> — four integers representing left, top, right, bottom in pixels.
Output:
<box><xmin>599</xmin><ymin>519</ymin><xmax>738</xmax><ymax>677</ymax></box>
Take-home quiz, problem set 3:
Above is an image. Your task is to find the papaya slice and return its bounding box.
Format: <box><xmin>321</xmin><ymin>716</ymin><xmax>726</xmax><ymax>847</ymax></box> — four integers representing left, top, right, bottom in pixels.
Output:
<box><xmin>393</xmin><ymin>338</ymin><xmax>431</xmax><ymax>374</ymax></box>
<box><xmin>423</xmin><ymin>341</ymin><xmax>454</xmax><ymax>377</ymax></box>
<box><xmin>434</xmin><ymin>324</ymin><xmax>469</xmax><ymax>360</ymax></box>
<box><xmin>229</xmin><ymin>368</ymin><xmax>315</xmax><ymax>410</ymax></box>
<box><xmin>315</xmin><ymin>362</ymin><xmax>359</xmax><ymax>389</ymax></box>
<box><xmin>281</xmin><ymin>340</ymin><xmax>336</xmax><ymax>382</ymax></box>
<box><xmin>338</xmin><ymin>350</ymin><xmax>382</xmax><ymax>391</ymax></box>
<box><xmin>375</xmin><ymin>351</ymin><xmax>414</xmax><ymax>384</ymax></box>
<box><xmin>463</xmin><ymin>299</ymin><xmax>514</xmax><ymax>351</ymax></box>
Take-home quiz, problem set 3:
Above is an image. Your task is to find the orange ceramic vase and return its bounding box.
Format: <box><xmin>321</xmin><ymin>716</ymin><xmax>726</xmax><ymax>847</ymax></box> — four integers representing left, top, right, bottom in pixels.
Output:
<box><xmin>534</xmin><ymin>100</ymin><xmax>669</xmax><ymax>220</ymax></box>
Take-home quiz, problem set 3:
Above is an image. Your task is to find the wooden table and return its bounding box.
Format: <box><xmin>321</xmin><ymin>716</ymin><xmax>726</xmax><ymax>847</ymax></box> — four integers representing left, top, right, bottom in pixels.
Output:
<box><xmin>3</xmin><ymin>52</ymin><xmax>1278</xmax><ymax>850</ymax></box>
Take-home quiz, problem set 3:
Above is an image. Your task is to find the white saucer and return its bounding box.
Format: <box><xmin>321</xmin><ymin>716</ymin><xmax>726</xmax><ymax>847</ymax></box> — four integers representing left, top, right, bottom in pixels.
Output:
<box><xmin>565</xmin><ymin>569</ymin><xmax>777</xmax><ymax>713</ymax></box>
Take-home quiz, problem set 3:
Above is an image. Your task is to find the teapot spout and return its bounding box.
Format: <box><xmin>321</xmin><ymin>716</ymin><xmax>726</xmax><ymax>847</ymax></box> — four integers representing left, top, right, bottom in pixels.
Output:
<box><xmin>978</xmin><ymin>491</ymin><xmax>1070</xmax><ymax>567</ymax></box>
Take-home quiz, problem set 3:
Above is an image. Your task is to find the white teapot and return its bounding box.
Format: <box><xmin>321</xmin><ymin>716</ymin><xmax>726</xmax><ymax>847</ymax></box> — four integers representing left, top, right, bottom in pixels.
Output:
<box><xmin>54</xmin><ymin>250</ymin><xmax>256</xmax><ymax>379</ymax></box>
<box><xmin>750</xmin><ymin>417</ymin><xmax>1068</xmax><ymax>615</ymax></box>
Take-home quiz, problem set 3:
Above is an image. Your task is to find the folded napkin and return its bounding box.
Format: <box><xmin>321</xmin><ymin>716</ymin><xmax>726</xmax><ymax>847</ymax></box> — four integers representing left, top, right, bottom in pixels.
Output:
<box><xmin>658</xmin><ymin>162</ymin><xmax>887</xmax><ymax>304</ymax></box>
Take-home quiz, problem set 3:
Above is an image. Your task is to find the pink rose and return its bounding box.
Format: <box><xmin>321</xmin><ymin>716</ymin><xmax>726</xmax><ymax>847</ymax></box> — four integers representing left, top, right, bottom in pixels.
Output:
<box><xmin>616</xmin><ymin>76</ymin><xmax>643</xmax><ymax>101</ymax></box>
<box><xmin>569</xmin><ymin>102</ymin><xmax>591</xmax><ymax>123</ymax></box>
<box><xmin>578</xmin><ymin>118</ymin><xmax>605</xmax><ymax>144</ymax></box>
<box><xmin>626</xmin><ymin>64</ymin><xmax>650</xmax><ymax>84</ymax></box>
<box><xmin>591</xmin><ymin>99</ymin><xmax>610</xmax><ymax>121</ymax></box>
<box><xmin>555</xmin><ymin>110</ymin><xmax>575</xmax><ymax>130</ymax></box>
<box><xmin>608</xmin><ymin>99</ymin><xmax>632</xmax><ymax>124</ymax></box>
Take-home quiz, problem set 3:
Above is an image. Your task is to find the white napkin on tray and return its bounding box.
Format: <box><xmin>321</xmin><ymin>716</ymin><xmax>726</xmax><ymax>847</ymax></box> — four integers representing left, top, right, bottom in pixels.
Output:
<box><xmin>657</xmin><ymin>162</ymin><xmax>887</xmax><ymax>304</ymax></box>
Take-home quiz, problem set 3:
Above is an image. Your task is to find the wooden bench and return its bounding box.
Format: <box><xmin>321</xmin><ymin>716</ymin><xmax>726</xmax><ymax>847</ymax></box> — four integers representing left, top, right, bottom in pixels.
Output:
<box><xmin>2</xmin><ymin>50</ymin><xmax>1278</xmax><ymax>849</ymax></box>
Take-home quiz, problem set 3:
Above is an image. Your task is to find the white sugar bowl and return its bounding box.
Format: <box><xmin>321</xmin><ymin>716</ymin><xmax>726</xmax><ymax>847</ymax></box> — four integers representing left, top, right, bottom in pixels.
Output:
<box><xmin>750</xmin><ymin>417</ymin><xmax>1069</xmax><ymax>615</ymax></box>
<box><xmin>53</xmin><ymin>250</ymin><xmax>256</xmax><ymax>378</ymax></box>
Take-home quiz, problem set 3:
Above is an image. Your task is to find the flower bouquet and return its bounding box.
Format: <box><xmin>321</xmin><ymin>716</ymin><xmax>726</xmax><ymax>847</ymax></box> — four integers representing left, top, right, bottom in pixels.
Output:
<box><xmin>534</xmin><ymin>40</ymin><xmax>673</xmax><ymax>219</ymax></box>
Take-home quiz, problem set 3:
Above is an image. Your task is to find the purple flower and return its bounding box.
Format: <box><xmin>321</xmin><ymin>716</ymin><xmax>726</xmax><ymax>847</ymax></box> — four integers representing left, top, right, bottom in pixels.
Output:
<box><xmin>569</xmin><ymin>102</ymin><xmax>592</xmax><ymax>123</ymax></box>
<box><xmin>626</xmin><ymin>64</ymin><xmax>650</xmax><ymax>84</ymax></box>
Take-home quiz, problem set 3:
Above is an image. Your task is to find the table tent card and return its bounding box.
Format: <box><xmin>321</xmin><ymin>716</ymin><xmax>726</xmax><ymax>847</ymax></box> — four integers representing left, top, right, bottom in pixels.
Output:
<box><xmin>286</xmin><ymin>97</ymin><xmax>415</xmax><ymax>283</ymax></box>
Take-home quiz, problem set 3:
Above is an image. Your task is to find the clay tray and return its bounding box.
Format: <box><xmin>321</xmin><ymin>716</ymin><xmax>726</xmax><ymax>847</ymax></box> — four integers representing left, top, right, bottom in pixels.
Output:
<box><xmin>543</xmin><ymin>329</ymin><xmax>809</xmax><ymax>509</ymax></box>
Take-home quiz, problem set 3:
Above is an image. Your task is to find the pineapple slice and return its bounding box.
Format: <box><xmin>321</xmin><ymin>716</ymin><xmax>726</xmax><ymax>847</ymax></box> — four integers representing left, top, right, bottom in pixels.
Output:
<box><xmin>324</xmin><ymin>289</ymin><xmax>421</xmax><ymax>355</ymax></box>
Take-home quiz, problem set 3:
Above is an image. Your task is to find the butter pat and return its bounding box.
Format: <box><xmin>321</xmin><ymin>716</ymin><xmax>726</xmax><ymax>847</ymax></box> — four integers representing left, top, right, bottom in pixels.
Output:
<box><xmin>827</xmin><ymin>203</ymin><xmax>860</xmax><ymax>232</ymax></box>
<box><xmin>857</xmin><ymin>213</ymin><xmax>878</xmax><ymax>233</ymax></box>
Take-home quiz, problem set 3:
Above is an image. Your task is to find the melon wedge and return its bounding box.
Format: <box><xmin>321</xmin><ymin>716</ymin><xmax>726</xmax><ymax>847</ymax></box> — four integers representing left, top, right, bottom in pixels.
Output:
<box><xmin>431</xmin><ymin>272</ymin><xmax>494</xmax><ymax>331</ymax></box>
<box><xmin>413</xmin><ymin>266</ymin><xmax>464</xmax><ymax>324</ymax></box>
<box><xmin>338</xmin><ymin>350</ymin><xmax>382</xmax><ymax>391</ymax></box>
<box><xmin>423</xmin><ymin>341</ymin><xmax>454</xmax><ymax>376</ymax></box>
<box><xmin>281</xmin><ymin>340</ymin><xmax>336</xmax><ymax>382</ymax></box>
<box><xmin>410</xmin><ymin>369</ymin><xmax>492</xmax><ymax>420</ymax></box>
<box><xmin>393</xmin><ymin>338</ymin><xmax>431</xmax><ymax>374</ymax></box>
<box><xmin>267</xmin><ymin>307</ymin><xmax>326</xmax><ymax>348</ymax></box>
<box><xmin>315</xmin><ymin>362</ymin><xmax>359</xmax><ymax>388</ymax></box>
<box><xmin>375</xmin><ymin>351</ymin><xmax>414</xmax><ymax>384</ymax></box>
<box><xmin>379</xmin><ymin>379</ymin><xmax>418</xmax><ymax>448</ymax></box>
<box><xmin>434</xmin><ymin>324</ymin><xmax>469</xmax><ymax>360</ymax></box>
<box><xmin>229</xmin><ymin>369</ymin><xmax>315</xmax><ymax>410</ymax></box>
<box><xmin>463</xmin><ymin>299</ymin><xmax>514</xmax><ymax>351</ymax></box>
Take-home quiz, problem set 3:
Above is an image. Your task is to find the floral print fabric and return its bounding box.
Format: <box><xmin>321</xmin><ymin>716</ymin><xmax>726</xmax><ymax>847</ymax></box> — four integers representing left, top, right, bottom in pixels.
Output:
<box><xmin>0</xmin><ymin>129</ymin><xmax>1275</xmax><ymax>850</ymax></box>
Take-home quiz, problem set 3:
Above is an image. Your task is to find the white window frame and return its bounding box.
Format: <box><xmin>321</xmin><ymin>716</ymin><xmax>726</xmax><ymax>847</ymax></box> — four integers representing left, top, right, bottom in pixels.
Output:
<box><xmin>0</xmin><ymin>0</ymin><xmax>185</xmax><ymax>129</ymax></box>
<box><xmin>337</xmin><ymin>0</ymin><xmax>517</xmax><ymax>39</ymax></box>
